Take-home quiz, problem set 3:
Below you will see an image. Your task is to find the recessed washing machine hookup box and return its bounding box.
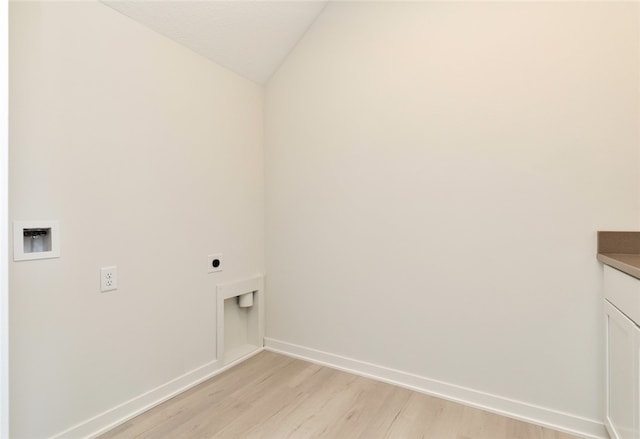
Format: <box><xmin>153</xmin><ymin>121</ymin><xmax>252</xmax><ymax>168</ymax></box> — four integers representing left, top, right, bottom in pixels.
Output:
<box><xmin>13</xmin><ymin>220</ymin><xmax>60</xmax><ymax>261</ymax></box>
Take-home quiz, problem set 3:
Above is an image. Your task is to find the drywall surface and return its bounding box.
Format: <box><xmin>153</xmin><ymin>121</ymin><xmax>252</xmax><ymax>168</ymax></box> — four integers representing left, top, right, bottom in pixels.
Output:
<box><xmin>1</xmin><ymin>0</ymin><xmax>8</xmax><ymax>436</ymax></box>
<box><xmin>266</xmin><ymin>1</ymin><xmax>639</xmax><ymax>428</ymax></box>
<box><xmin>9</xmin><ymin>2</ymin><xmax>263</xmax><ymax>437</ymax></box>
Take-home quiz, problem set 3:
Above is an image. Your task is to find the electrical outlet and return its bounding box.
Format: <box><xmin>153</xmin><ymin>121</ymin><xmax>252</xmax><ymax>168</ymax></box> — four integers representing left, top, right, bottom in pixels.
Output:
<box><xmin>207</xmin><ymin>254</ymin><xmax>223</xmax><ymax>273</ymax></box>
<box><xmin>101</xmin><ymin>266</ymin><xmax>117</xmax><ymax>292</ymax></box>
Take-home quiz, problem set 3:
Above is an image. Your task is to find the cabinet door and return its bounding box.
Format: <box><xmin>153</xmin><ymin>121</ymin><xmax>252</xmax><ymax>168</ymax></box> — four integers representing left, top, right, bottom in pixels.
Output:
<box><xmin>605</xmin><ymin>300</ymin><xmax>640</xmax><ymax>439</ymax></box>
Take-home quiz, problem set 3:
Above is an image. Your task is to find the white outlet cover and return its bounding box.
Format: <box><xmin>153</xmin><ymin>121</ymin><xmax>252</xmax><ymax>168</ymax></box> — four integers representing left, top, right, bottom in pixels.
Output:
<box><xmin>101</xmin><ymin>266</ymin><xmax>118</xmax><ymax>292</ymax></box>
<box><xmin>208</xmin><ymin>254</ymin><xmax>223</xmax><ymax>273</ymax></box>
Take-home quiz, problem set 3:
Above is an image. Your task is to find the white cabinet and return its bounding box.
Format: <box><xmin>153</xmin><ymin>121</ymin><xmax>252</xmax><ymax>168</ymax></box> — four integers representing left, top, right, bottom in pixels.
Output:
<box><xmin>605</xmin><ymin>300</ymin><xmax>640</xmax><ymax>439</ymax></box>
<box><xmin>604</xmin><ymin>265</ymin><xmax>640</xmax><ymax>439</ymax></box>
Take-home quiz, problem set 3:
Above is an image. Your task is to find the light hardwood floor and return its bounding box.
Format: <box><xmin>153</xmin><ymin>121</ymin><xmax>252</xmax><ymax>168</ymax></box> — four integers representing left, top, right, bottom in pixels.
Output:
<box><xmin>99</xmin><ymin>351</ymin><xmax>581</xmax><ymax>439</ymax></box>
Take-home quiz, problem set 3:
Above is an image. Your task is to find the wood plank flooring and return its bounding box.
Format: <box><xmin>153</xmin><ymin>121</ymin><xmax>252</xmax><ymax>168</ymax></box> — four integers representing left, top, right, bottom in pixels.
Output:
<box><xmin>99</xmin><ymin>351</ymin><xmax>581</xmax><ymax>439</ymax></box>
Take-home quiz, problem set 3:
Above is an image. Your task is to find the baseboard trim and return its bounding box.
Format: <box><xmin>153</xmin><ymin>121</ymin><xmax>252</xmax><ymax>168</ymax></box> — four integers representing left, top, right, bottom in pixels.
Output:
<box><xmin>51</xmin><ymin>347</ymin><xmax>264</xmax><ymax>439</ymax></box>
<box><xmin>264</xmin><ymin>338</ymin><xmax>606</xmax><ymax>439</ymax></box>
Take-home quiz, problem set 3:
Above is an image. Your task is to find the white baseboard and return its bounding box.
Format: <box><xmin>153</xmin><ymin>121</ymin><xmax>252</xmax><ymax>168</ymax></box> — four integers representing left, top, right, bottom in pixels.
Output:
<box><xmin>264</xmin><ymin>338</ymin><xmax>606</xmax><ymax>439</ymax></box>
<box><xmin>51</xmin><ymin>347</ymin><xmax>264</xmax><ymax>439</ymax></box>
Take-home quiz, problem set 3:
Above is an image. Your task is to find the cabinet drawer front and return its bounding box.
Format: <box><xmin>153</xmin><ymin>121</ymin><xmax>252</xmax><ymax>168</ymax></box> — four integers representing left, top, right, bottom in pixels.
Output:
<box><xmin>605</xmin><ymin>265</ymin><xmax>640</xmax><ymax>325</ymax></box>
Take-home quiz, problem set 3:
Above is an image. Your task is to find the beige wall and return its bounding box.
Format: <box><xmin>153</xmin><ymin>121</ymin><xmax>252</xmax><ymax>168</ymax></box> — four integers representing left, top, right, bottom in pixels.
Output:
<box><xmin>1</xmin><ymin>0</ymin><xmax>8</xmax><ymax>436</ymax></box>
<box><xmin>265</xmin><ymin>1</ymin><xmax>639</xmax><ymax>432</ymax></box>
<box><xmin>9</xmin><ymin>2</ymin><xmax>264</xmax><ymax>437</ymax></box>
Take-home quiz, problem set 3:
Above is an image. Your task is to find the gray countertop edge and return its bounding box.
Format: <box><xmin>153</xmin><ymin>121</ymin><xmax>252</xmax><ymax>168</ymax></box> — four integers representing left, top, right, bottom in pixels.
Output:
<box><xmin>597</xmin><ymin>253</ymin><xmax>640</xmax><ymax>280</ymax></box>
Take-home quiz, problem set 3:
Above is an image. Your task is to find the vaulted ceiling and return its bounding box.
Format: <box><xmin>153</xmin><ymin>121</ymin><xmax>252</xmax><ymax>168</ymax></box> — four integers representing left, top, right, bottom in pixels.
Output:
<box><xmin>103</xmin><ymin>1</ymin><xmax>328</xmax><ymax>83</ymax></box>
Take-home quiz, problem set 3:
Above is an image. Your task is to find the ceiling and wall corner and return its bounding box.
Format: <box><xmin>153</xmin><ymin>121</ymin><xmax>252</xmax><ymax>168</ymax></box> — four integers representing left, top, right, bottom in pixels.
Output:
<box><xmin>102</xmin><ymin>1</ymin><xmax>329</xmax><ymax>84</ymax></box>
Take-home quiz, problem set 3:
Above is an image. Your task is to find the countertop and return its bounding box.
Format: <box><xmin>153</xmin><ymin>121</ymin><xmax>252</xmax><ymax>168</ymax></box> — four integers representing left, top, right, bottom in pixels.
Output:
<box><xmin>598</xmin><ymin>231</ymin><xmax>640</xmax><ymax>279</ymax></box>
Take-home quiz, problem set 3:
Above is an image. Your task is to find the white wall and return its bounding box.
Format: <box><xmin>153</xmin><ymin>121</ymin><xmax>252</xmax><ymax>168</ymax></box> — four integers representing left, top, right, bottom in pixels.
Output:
<box><xmin>9</xmin><ymin>2</ymin><xmax>263</xmax><ymax>437</ymax></box>
<box><xmin>1</xmin><ymin>0</ymin><xmax>9</xmax><ymax>436</ymax></box>
<box><xmin>266</xmin><ymin>1</ymin><xmax>639</xmax><ymax>433</ymax></box>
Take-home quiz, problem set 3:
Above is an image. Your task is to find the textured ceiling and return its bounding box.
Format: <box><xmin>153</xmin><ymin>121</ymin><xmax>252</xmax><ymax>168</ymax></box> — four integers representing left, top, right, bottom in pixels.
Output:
<box><xmin>103</xmin><ymin>1</ymin><xmax>328</xmax><ymax>83</ymax></box>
